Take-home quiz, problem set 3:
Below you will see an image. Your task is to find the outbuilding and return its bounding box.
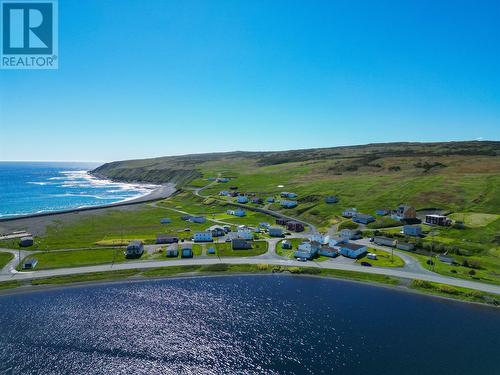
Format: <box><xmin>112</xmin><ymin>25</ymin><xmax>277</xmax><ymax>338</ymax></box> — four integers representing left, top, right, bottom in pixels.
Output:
<box><xmin>166</xmin><ymin>246</ymin><xmax>179</xmax><ymax>257</ymax></box>
<box><xmin>287</xmin><ymin>221</ymin><xmax>304</xmax><ymax>232</ymax></box>
<box><xmin>156</xmin><ymin>234</ymin><xmax>179</xmax><ymax>244</ymax></box>
<box><xmin>269</xmin><ymin>227</ymin><xmax>283</xmax><ymax>237</ymax></box>
<box><xmin>352</xmin><ymin>213</ymin><xmax>375</xmax><ymax>224</ymax></box>
<box><xmin>403</xmin><ymin>225</ymin><xmax>422</xmax><ymax>237</ymax></box>
<box><xmin>22</xmin><ymin>258</ymin><xmax>38</xmax><ymax>269</ymax></box>
<box><xmin>281</xmin><ymin>240</ymin><xmax>292</xmax><ymax>249</ymax></box>
<box><xmin>280</xmin><ymin>200</ymin><xmax>298</xmax><ymax>208</ymax></box>
<box><xmin>160</xmin><ymin>218</ymin><xmax>172</xmax><ymax>224</ymax></box>
<box><xmin>325</xmin><ymin>196</ymin><xmax>338</xmax><ymax>204</ymax></box>
<box><xmin>19</xmin><ymin>236</ymin><xmax>34</xmax><ymax>247</ymax></box>
<box><xmin>276</xmin><ymin>218</ymin><xmax>289</xmax><ymax>226</ymax></box>
<box><xmin>374</xmin><ymin>236</ymin><xmax>396</xmax><ymax>247</ymax></box>
<box><xmin>126</xmin><ymin>240</ymin><xmax>144</xmax><ymax>259</ymax></box>
<box><xmin>237</xmin><ymin>196</ymin><xmax>249</xmax><ymax>204</ymax></box>
<box><xmin>181</xmin><ymin>247</ymin><xmax>193</xmax><ymax>258</ymax></box>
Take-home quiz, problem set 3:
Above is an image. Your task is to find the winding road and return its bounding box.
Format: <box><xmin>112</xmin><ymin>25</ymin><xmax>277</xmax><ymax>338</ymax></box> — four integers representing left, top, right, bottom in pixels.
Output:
<box><xmin>1</xmin><ymin>181</ymin><xmax>500</xmax><ymax>296</ymax></box>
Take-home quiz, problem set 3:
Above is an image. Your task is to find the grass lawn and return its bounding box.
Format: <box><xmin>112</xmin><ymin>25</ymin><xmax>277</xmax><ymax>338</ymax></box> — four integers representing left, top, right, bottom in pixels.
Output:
<box><xmin>276</xmin><ymin>238</ymin><xmax>304</xmax><ymax>258</ymax></box>
<box><xmin>411</xmin><ymin>252</ymin><xmax>500</xmax><ymax>285</ymax></box>
<box><xmin>448</xmin><ymin>212</ymin><xmax>499</xmax><ymax>228</ymax></box>
<box><xmin>0</xmin><ymin>252</ymin><xmax>14</xmax><ymax>269</ymax></box>
<box><xmin>213</xmin><ymin>241</ymin><xmax>268</xmax><ymax>257</ymax></box>
<box><xmin>18</xmin><ymin>248</ymin><xmax>127</xmax><ymax>270</ymax></box>
<box><xmin>354</xmin><ymin>248</ymin><xmax>405</xmax><ymax>268</ymax></box>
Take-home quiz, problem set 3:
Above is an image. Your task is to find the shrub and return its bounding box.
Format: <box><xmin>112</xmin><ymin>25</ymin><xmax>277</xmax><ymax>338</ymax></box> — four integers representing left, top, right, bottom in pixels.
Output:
<box><xmin>437</xmin><ymin>285</ymin><xmax>460</xmax><ymax>295</ymax></box>
<box><xmin>468</xmin><ymin>270</ymin><xmax>476</xmax><ymax>276</ymax></box>
<box><xmin>339</xmin><ymin>220</ymin><xmax>359</xmax><ymax>230</ymax></box>
<box><xmin>309</xmin><ymin>209</ymin><xmax>320</xmax><ymax>216</ymax></box>
<box><xmin>300</xmin><ymin>267</ymin><xmax>321</xmax><ymax>275</ymax></box>
<box><xmin>201</xmin><ymin>263</ymin><xmax>229</xmax><ymax>272</ymax></box>
<box><xmin>411</xmin><ymin>279</ymin><xmax>433</xmax><ymax>289</ymax></box>
<box><xmin>257</xmin><ymin>264</ymin><xmax>269</xmax><ymax>271</ymax></box>
<box><xmin>288</xmin><ymin>267</ymin><xmax>301</xmax><ymax>274</ymax></box>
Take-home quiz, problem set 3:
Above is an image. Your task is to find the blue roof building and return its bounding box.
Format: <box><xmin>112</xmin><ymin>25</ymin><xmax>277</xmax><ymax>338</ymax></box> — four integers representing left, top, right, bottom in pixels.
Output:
<box><xmin>268</xmin><ymin>227</ymin><xmax>283</xmax><ymax>237</ymax></box>
<box><xmin>160</xmin><ymin>218</ymin><xmax>172</xmax><ymax>224</ymax></box>
<box><xmin>280</xmin><ymin>200</ymin><xmax>298</xmax><ymax>208</ymax></box>
<box><xmin>193</xmin><ymin>231</ymin><xmax>213</xmax><ymax>242</ymax></box>
<box><xmin>319</xmin><ymin>246</ymin><xmax>339</xmax><ymax>258</ymax></box>
<box><xmin>294</xmin><ymin>241</ymin><xmax>320</xmax><ymax>260</ymax></box>
<box><xmin>190</xmin><ymin>216</ymin><xmax>206</xmax><ymax>224</ymax></box>
<box><xmin>237</xmin><ymin>195</ymin><xmax>249</xmax><ymax>204</ymax></box>
<box><xmin>325</xmin><ymin>196</ymin><xmax>339</xmax><ymax>204</ymax></box>
<box><xmin>266</xmin><ymin>197</ymin><xmax>275</xmax><ymax>203</ymax></box>
<box><xmin>181</xmin><ymin>247</ymin><xmax>193</xmax><ymax>258</ymax></box>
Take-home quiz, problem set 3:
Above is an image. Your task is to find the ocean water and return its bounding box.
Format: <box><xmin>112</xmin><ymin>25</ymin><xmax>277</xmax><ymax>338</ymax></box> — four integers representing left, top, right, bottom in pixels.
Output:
<box><xmin>0</xmin><ymin>162</ymin><xmax>157</xmax><ymax>217</ymax></box>
<box><xmin>0</xmin><ymin>275</ymin><xmax>499</xmax><ymax>375</ymax></box>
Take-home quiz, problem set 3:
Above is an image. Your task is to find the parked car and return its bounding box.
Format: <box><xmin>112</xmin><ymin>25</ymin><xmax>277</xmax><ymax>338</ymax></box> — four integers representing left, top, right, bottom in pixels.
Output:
<box><xmin>297</xmin><ymin>257</ymin><xmax>308</xmax><ymax>262</ymax></box>
<box><xmin>360</xmin><ymin>262</ymin><xmax>372</xmax><ymax>267</ymax></box>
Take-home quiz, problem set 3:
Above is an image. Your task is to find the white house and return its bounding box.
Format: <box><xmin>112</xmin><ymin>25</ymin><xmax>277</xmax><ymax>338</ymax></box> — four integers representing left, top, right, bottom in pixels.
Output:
<box><xmin>310</xmin><ymin>233</ymin><xmax>329</xmax><ymax>245</ymax></box>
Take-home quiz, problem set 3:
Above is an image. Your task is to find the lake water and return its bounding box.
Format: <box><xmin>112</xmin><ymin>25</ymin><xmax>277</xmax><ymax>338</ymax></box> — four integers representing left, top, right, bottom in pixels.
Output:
<box><xmin>0</xmin><ymin>162</ymin><xmax>157</xmax><ymax>217</ymax></box>
<box><xmin>0</xmin><ymin>275</ymin><xmax>499</xmax><ymax>374</ymax></box>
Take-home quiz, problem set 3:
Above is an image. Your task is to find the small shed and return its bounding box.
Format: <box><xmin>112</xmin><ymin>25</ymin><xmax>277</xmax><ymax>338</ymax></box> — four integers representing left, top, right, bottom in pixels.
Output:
<box><xmin>126</xmin><ymin>240</ymin><xmax>144</xmax><ymax>258</ymax></box>
<box><xmin>325</xmin><ymin>196</ymin><xmax>338</xmax><ymax>204</ymax></box>
<box><xmin>266</xmin><ymin>197</ymin><xmax>275</xmax><ymax>203</ymax></box>
<box><xmin>281</xmin><ymin>240</ymin><xmax>292</xmax><ymax>249</ymax></box>
<box><xmin>208</xmin><ymin>247</ymin><xmax>216</xmax><ymax>254</ymax></box>
<box><xmin>352</xmin><ymin>213</ymin><xmax>375</xmax><ymax>224</ymax></box>
<box><xmin>367</xmin><ymin>253</ymin><xmax>378</xmax><ymax>260</ymax></box>
<box><xmin>181</xmin><ymin>215</ymin><xmax>192</xmax><ymax>221</ymax></box>
<box><xmin>160</xmin><ymin>218</ymin><xmax>172</xmax><ymax>224</ymax></box>
<box><xmin>181</xmin><ymin>247</ymin><xmax>193</xmax><ymax>258</ymax></box>
<box><xmin>19</xmin><ymin>236</ymin><xmax>34</xmax><ymax>247</ymax></box>
<box><xmin>276</xmin><ymin>218</ymin><xmax>289</xmax><ymax>226</ymax></box>
<box><xmin>22</xmin><ymin>258</ymin><xmax>38</xmax><ymax>269</ymax></box>
<box><xmin>166</xmin><ymin>246</ymin><xmax>179</xmax><ymax>257</ymax></box>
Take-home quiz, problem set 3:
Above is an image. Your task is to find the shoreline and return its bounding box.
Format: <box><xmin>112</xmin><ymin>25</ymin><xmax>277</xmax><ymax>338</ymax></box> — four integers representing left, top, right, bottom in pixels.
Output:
<box><xmin>0</xmin><ymin>183</ymin><xmax>177</xmax><ymax>223</ymax></box>
<box><xmin>0</xmin><ymin>271</ymin><xmax>498</xmax><ymax>310</ymax></box>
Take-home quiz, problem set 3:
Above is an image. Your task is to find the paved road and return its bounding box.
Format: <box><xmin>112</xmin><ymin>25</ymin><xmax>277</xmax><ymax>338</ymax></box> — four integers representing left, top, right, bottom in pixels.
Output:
<box><xmin>2</xmin><ymin>250</ymin><xmax>500</xmax><ymax>295</ymax></box>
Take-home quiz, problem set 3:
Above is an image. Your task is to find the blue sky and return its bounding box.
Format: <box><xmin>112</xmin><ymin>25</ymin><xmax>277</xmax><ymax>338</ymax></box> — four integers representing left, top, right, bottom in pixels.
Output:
<box><xmin>1</xmin><ymin>0</ymin><xmax>499</xmax><ymax>162</ymax></box>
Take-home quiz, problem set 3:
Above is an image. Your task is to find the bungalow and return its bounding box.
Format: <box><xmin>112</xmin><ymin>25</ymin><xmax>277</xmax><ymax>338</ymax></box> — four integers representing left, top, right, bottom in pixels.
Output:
<box><xmin>216</xmin><ymin>177</ymin><xmax>230</xmax><ymax>183</ymax></box>
<box><xmin>276</xmin><ymin>218</ymin><xmax>290</xmax><ymax>226</ymax></box>
<box><xmin>339</xmin><ymin>243</ymin><xmax>368</xmax><ymax>259</ymax></box>
<box><xmin>193</xmin><ymin>232</ymin><xmax>213</xmax><ymax>242</ymax></box>
<box><xmin>287</xmin><ymin>221</ymin><xmax>304</xmax><ymax>232</ymax></box>
<box><xmin>425</xmin><ymin>214</ymin><xmax>451</xmax><ymax>226</ymax></box>
<box><xmin>237</xmin><ymin>229</ymin><xmax>253</xmax><ymax>240</ymax></box>
<box><xmin>403</xmin><ymin>225</ymin><xmax>422</xmax><ymax>237</ymax></box>
<box><xmin>397</xmin><ymin>242</ymin><xmax>415</xmax><ymax>251</ymax></box>
<box><xmin>232</xmin><ymin>239</ymin><xmax>252</xmax><ymax>250</ymax></box>
<box><xmin>219</xmin><ymin>191</ymin><xmax>230</xmax><ymax>196</ymax></box>
<box><xmin>339</xmin><ymin>229</ymin><xmax>361</xmax><ymax>240</ymax></box>
<box><xmin>190</xmin><ymin>216</ymin><xmax>206</xmax><ymax>224</ymax></box>
<box><xmin>374</xmin><ymin>236</ymin><xmax>396</xmax><ymax>247</ymax></box>
<box><xmin>207</xmin><ymin>247</ymin><xmax>216</xmax><ymax>254</ymax></box>
<box><xmin>319</xmin><ymin>246</ymin><xmax>339</xmax><ymax>258</ymax></box>
<box><xmin>280</xmin><ymin>192</ymin><xmax>297</xmax><ymax>198</ymax></box>
<box><xmin>165</xmin><ymin>245</ymin><xmax>178</xmax><ymax>257</ymax></box>
<box><xmin>181</xmin><ymin>246</ymin><xmax>193</xmax><ymax>258</ymax></box>
<box><xmin>325</xmin><ymin>196</ymin><xmax>339</xmax><ymax>204</ymax></box>
<box><xmin>294</xmin><ymin>241</ymin><xmax>320</xmax><ymax>260</ymax></box>
<box><xmin>342</xmin><ymin>208</ymin><xmax>358</xmax><ymax>218</ymax></box>
<box><xmin>266</xmin><ymin>197</ymin><xmax>275</xmax><ymax>203</ymax></box>
<box><xmin>268</xmin><ymin>227</ymin><xmax>283</xmax><ymax>237</ymax></box>
<box><xmin>353</xmin><ymin>213</ymin><xmax>375</xmax><ymax>224</ymax></box>
<box><xmin>160</xmin><ymin>218</ymin><xmax>172</xmax><ymax>224</ymax></box>
<box><xmin>367</xmin><ymin>253</ymin><xmax>377</xmax><ymax>260</ymax></box>
<box><xmin>19</xmin><ymin>236</ymin><xmax>34</xmax><ymax>247</ymax></box>
<box><xmin>156</xmin><ymin>234</ymin><xmax>179</xmax><ymax>244</ymax></box>
<box><xmin>280</xmin><ymin>200</ymin><xmax>298</xmax><ymax>208</ymax></box>
<box><xmin>227</xmin><ymin>208</ymin><xmax>246</xmax><ymax>217</ymax></box>
<box><xmin>376</xmin><ymin>209</ymin><xmax>389</xmax><ymax>216</ymax></box>
<box><xmin>281</xmin><ymin>240</ymin><xmax>292</xmax><ymax>249</ymax></box>
<box><xmin>237</xmin><ymin>196</ymin><xmax>249</xmax><ymax>204</ymax></box>
<box><xmin>310</xmin><ymin>233</ymin><xmax>329</xmax><ymax>245</ymax></box>
<box><xmin>207</xmin><ymin>177</ymin><xmax>216</xmax><ymax>181</ymax></box>
<box><xmin>125</xmin><ymin>240</ymin><xmax>144</xmax><ymax>259</ymax></box>
<box><xmin>251</xmin><ymin>197</ymin><xmax>263</xmax><ymax>204</ymax></box>
<box><xmin>22</xmin><ymin>258</ymin><xmax>38</xmax><ymax>269</ymax></box>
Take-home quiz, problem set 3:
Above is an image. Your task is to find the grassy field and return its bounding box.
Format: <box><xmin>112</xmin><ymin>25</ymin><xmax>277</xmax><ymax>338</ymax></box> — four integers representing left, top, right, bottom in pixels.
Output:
<box><xmin>355</xmin><ymin>248</ymin><xmax>405</xmax><ymax>268</ymax></box>
<box><xmin>18</xmin><ymin>248</ymin><xmax>127</xmax><ymax>270</ymax></box>
<box><xmin>0</xmin><ymin>252</ymin><xmax>14</xmax><ymax>269</ymax></box>
<box><xmin>211</xmin><ymin>241</ymin><xmax>268</xmax><ymax>257</ymax></box>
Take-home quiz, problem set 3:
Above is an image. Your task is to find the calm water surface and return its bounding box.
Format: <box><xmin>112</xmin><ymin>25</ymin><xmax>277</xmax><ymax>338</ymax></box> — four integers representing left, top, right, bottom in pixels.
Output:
<box><xmin>0</xmin><ymin>275</ymin><xmax>499</xmax><ymax>374</ymax></box>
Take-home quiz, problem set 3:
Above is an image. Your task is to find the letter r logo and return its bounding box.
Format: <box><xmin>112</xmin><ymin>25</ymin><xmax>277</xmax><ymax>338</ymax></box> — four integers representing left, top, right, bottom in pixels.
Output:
<box><xmin>2</xmin><ymin>2</ymin><xmax>53</xmax><ymax>54</ymax></box>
